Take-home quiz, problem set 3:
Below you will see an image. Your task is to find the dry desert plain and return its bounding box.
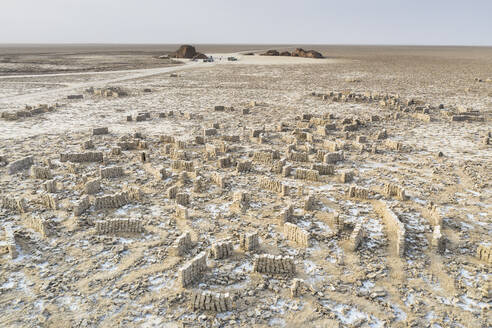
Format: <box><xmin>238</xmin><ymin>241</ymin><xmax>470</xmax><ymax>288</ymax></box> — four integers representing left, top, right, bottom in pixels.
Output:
<box><xmin>0</xmin><ymin>44</ymin><xmax>491</xmax><ymax>327</ymax></box>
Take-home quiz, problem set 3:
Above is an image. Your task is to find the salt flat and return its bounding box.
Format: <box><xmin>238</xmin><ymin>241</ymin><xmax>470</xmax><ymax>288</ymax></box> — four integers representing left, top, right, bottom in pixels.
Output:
<box><xmin>0</xmin><ymin>45</ymin><xmax>490</xmax><ymax>328</ymax></box>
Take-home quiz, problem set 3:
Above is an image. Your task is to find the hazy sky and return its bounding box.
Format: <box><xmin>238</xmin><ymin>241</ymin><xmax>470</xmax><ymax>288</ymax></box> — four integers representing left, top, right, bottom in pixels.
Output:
<box><xmin>1</xmin><ymin>0</ymin><xmax>491</xmax><ymax>45</ymax></box>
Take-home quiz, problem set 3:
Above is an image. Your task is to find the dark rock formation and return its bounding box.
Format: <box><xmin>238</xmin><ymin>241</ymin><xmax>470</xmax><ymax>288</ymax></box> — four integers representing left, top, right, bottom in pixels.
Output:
<box><xmin>174</xmin><ymin>45</ymin><xmax>197</xmax><ymax>59</ymax></box>
<box><xmin>304</xmin><ymin>50</ymin><xmax>324</xmax><ymax>58</ymax></box>
<box><xmin>261</xmin><ymin>49</ymin><xmax>280</xmax><ymax>56</ymax></box>
<box><xmin>193</xmin><ymin>53</ymin><xmax>208</xmax><ymax>60</ymax></box>
<box><xmin>291</xmin><ymin>48</ymin><xmax>323</xmax><ymax>58</ymax></box>
<box><xmin>261</xmin><ymin>48</ymin><xmax>323</xmax><ymax>58</ymax></box>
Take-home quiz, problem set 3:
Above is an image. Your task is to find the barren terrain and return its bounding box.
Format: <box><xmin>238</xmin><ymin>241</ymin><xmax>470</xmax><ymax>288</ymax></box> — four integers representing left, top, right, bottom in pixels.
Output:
<box><xmin>0</xmin><ymin>45</ymin><xmax>490</xmax><ymax>328</ymax></box>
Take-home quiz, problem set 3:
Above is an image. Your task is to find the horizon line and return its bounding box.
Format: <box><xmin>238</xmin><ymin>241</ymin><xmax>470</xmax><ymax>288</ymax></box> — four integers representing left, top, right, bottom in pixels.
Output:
<box><xmin>0</xmin><ymin>42</ymin><xmax>491</xmax><ymax>48</ymax></box>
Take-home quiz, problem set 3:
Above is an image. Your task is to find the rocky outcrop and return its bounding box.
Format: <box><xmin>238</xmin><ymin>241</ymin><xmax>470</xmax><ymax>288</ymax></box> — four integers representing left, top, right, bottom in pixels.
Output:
<box><xmin>292</xmin><ymin>48</ymin><xmax>323</xmax><ymax>58</ymax></box>
<box><xmin>174</xmin><ymin>45</ymin><xmax>197</xmax><ymax>59</ymax></box>
<box><xmin>193</xmin><ymin>53</ymin><xmax>208</xmax><ymax>60</ymax></box>
<box><xmin>262</xmin><ymin>48</ymin><xmax>324</xmax><ymax>58</ymax></box>
<box><xmin>261</xmin><ymin>49</ymin><xmax>279</xmax><ymax>56</ymax></box>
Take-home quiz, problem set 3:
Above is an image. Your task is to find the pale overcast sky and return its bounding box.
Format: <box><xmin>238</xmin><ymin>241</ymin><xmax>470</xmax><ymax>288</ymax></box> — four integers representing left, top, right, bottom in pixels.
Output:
<box><xmin>0</xmin><ymin>0</ymin><xmax>491</xmax><ymax>45</ymax></box>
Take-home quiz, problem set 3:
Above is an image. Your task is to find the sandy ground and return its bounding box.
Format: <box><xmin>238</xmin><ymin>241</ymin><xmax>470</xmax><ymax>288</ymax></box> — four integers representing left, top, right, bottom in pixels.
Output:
<box><xmin>0</xmin><ymin>46</ymin><xmax>491</xmax><ymax>328</ymax></box>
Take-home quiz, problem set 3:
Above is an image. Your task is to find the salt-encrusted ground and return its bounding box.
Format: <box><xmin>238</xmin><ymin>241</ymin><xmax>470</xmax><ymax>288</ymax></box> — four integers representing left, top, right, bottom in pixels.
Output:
<box><xmin>0</xmin><ymin>46</ymin><xmax>490</xmax><ymax>328</ymax></box>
